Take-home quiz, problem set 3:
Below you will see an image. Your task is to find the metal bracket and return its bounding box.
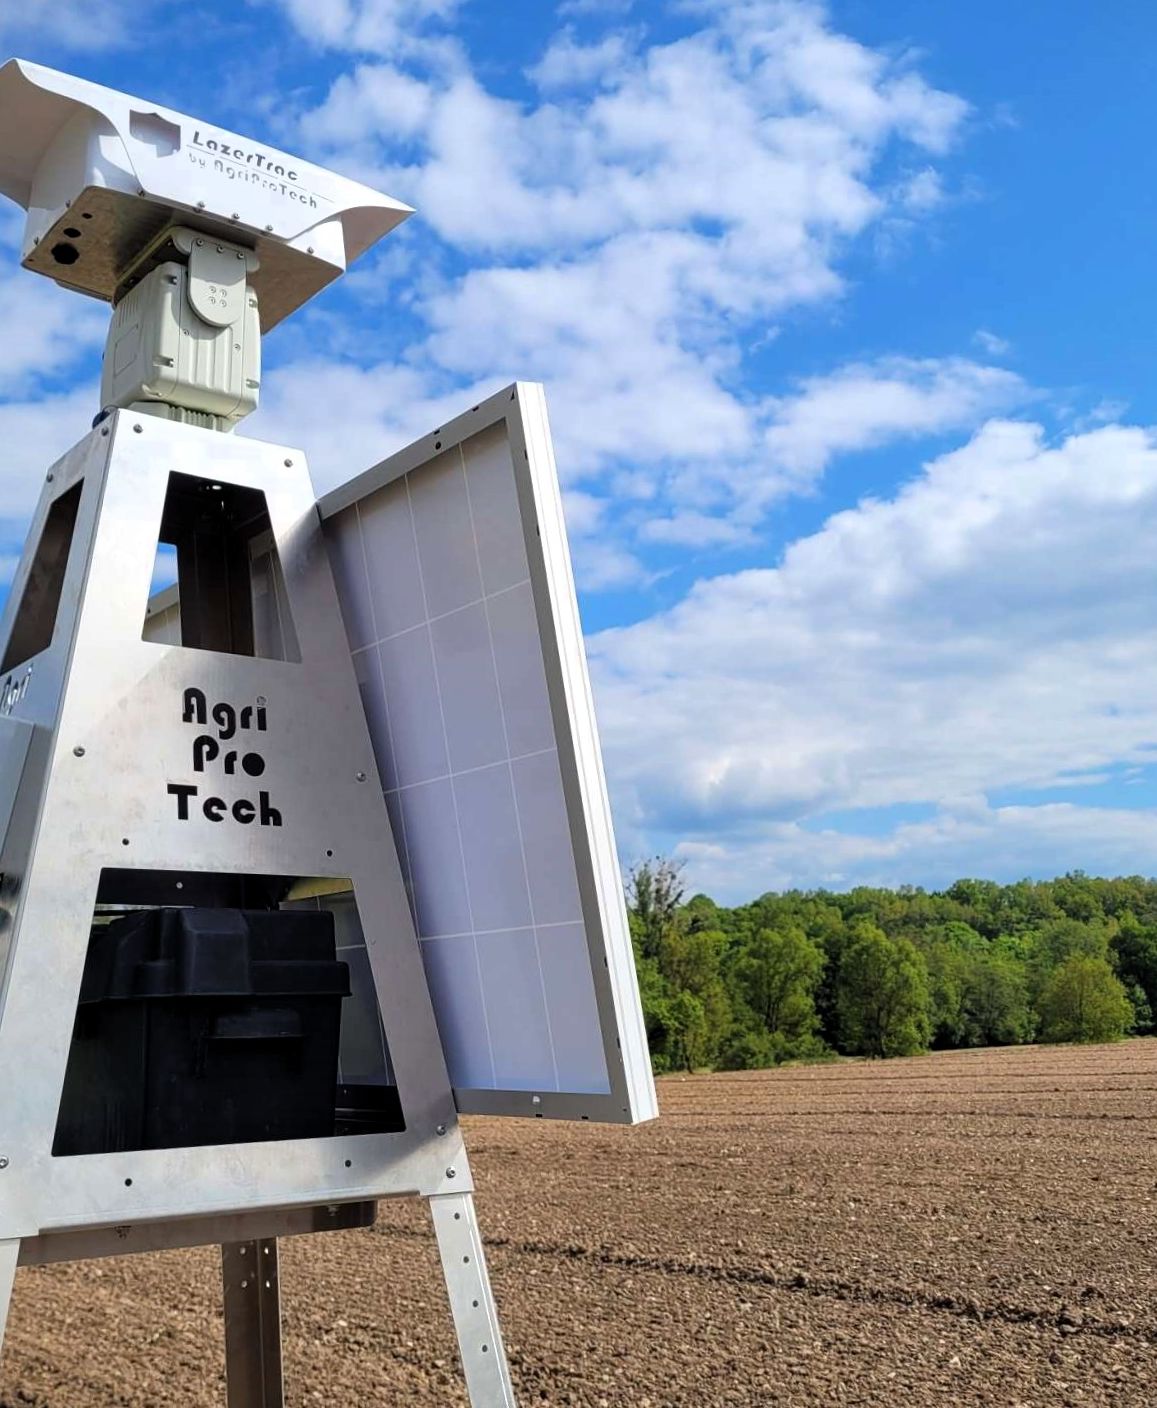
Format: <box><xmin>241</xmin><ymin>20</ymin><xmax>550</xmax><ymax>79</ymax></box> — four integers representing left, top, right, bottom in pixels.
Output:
<box><xmin>183</xmin><ymin>234</ymin><xmax>252</xmax><ymax>329</ymax></box>
<box><xmin>431</xmin><ymin>1193</ymin><xmax>516</xmax><ymax>1407</ymax></box>
<box><xmin>222</xmin><ymin>1239</ymin><xmax>284</xmax><ymax>1408</ymax></box>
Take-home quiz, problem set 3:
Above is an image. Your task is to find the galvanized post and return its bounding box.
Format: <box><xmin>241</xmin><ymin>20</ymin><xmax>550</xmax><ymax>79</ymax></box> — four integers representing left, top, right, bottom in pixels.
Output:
<box><xmin>222</xmin><ymin>1239</ymin><xmax>284</xmax><ymax>1408</ymax></box>
<box><xmin>430</xmin><ymin>1193</ymin><xmax>516</xmax><ymax>1407</ymax></box>
<box><xmin>0</xmin><ymin>1237</ymin><xmax>18</xmax><ymax>1356</ymax></box>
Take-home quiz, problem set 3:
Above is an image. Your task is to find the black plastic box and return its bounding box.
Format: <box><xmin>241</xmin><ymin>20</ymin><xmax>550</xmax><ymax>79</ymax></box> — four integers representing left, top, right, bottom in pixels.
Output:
<box><xmin>54</xmin><ymin>907</ymin><xmax>351</xmax><ymax>1155</ymax></box>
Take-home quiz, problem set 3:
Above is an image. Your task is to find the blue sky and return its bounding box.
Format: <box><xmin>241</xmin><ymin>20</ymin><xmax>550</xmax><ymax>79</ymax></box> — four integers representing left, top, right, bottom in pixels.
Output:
<box><xmin>2</xmin><ymin>0</ymin><xmax>1157</xmax><ymax>902</ymax></box>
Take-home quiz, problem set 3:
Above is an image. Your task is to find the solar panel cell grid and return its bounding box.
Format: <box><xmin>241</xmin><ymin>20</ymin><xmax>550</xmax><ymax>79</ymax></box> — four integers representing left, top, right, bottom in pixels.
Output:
<box><xmin>326</xmin><ymin>422</ymin><xmax>611</xmax><ymax>1097</ymax></box>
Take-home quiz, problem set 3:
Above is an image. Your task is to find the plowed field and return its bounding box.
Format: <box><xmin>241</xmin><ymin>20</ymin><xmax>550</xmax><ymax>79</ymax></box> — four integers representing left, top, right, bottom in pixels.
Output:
<box><xmin>3</xmin><ymin>1039</ymin><xmax>1156</xmax><ymax>1406</ymax></box>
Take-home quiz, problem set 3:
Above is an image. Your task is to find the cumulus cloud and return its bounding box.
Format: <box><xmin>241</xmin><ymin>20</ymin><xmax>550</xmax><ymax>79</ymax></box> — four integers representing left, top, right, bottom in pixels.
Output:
<box><xmin>590</xmin><ymin>418</ymin><xmax>1157</xmax><ymax>896</ymax></box>
<box><xmin>269</xmin><ymin>2</ymin><xmax>976</xmax><ymax>569</ymax></box>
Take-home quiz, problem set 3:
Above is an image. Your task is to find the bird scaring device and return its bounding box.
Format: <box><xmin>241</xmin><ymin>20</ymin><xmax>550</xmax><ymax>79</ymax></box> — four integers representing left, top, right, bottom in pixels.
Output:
<box><xmin>0</xmin><ymin>60</ymin><xmax>656</xmax><ymax>1407</ymax></box>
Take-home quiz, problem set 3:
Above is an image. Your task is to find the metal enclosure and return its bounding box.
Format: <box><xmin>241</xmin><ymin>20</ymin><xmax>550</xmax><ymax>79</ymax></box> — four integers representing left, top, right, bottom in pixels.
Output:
<box><xmin>318</xmin><ymin>383</ymin><xmax>657</xmax><ymax>1126</ymax></box>
<box><xmin>0</xmin><ymin>411</ymin><xmax>517</xmax><ymax>1405</ymax></box>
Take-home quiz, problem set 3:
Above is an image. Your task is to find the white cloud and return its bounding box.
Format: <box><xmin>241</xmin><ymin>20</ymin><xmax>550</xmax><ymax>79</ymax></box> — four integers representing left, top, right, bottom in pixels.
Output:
<box><xmin>0</xmin><ymin>274</ymin><xmax>107</xmax><ymax>396</ymax></box>
<box><xmin>589</xmin><ymin>417</ymin><xmax>1157</xmax><ymax>896</ymax></box>
<box><xmin>672</xmin><ymin>802</ymin><xmax>1157</xmax><ymax>900</ymax></box>
<box><xmin>761</xmin><ymin>356</ymin><xmax>1028</xmax><ymax>490</ymax></box>
<box><xmin>273</xmin><ymin>0</ymin><xmax>460</xmax><ymax>53</ymax></box>
<box><xmin>276</xmin><ymin>3</ymin><xmax>978</xmax><ymax>567</ymax></box>
<box><xmin>0</xmin><ymin>383</ymin><xmax>101</xmax><ymax>522</ymax></box>
<box><xmin>0</xmin><ymin>0</ymin><xmax>137</xmax><ymax>49</ymax></box>
<box><xmin>528</xmin><ymin>29</ymin><xmax>636</xmax><ymax>91</ymax></box>
<box><xmin>973</xmin><ymin>328</ymin><xmax>1011</xmax><ymax>357</ymax></box>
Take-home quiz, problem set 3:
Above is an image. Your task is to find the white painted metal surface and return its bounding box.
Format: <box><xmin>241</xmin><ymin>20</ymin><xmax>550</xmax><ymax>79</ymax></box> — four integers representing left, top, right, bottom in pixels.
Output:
<box><xmin>318</xmin><ymin>383</ymin><xmax>658</xmax><ymax>1126</ymax></box>
<box><xmin>0</xmin><ymin>60</ymin><xmax>412</xmax><ymax>327</ymax></box>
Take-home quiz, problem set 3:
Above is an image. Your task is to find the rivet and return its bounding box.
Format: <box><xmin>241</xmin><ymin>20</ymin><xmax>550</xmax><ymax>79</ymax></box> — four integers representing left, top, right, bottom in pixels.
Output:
<box><xmin>356</xmin><ymin>771</ymin><xmax>367</xmax><ymax>782</ymax></box>
<box><xmin>446</xmin><ymin>1167</ymin><xmax>457</xmax><ymax>1179</ymax></box>
<box><xmin>0</xmin><ymin>1157</ymin><xmax>9</xmax><ymax>1170</ymax></box>
<box><xmin>284</xmin><ymin>458</ymin><xmax>293</xmax><ymax>467</ymax></box>
<box><xmin>133</xmin><ymin>424</ymin><xmax>143</xmax><ymax>433</ymax></box>
<box><xmin>46</xmin><ymin>473</ymin><xmax>54</xmax><ymax>482</ymax></box>
<box><xmin>101</xmin><ymin>427</ymin><xmax>109</xmax><ymax>437</ymax></box>
<box><xmin>73</xmin><ymin>746</ymin><xmax>85</xmax><ymax>757</ymax></box>
<box><xmin>236</xmin><ymin>252</ymin><xmax>245</xmax><ymax>260</ymax></box>
<box><xmin>307</xmin><ymin>246</ymin><xmax>315</xmax><ymax>255</ymax></box>
<box><xmin>436</xmin><ymin>1123</ymin><xmax>447</xmax><ymax>1136</ymax></box>
<box><xmin>256</xmin><ymin>696</ymin><xmax>267</xmax><ymax>706</ymax></box>
<box><xmin>265</xmin><ymin>224</ymin><xmax>273</xmax><ymax>232</ymax></box>
<box><xmin>231</xmin><ymin>213</ymin><xmax>240</xmax><ymax>221</ymax></box>
<box><xmin>197</xmin><ymin>201</ymin><xmax>206</xmax><ymax>209</ymax></box>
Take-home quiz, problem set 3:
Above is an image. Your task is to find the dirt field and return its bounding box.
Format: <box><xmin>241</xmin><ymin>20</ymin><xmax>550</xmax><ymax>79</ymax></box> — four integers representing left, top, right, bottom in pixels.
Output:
<box><xmin>2</xmin><ymin>1039</ymin><xmax>1156</xmax><ymax>1406</ymax></box>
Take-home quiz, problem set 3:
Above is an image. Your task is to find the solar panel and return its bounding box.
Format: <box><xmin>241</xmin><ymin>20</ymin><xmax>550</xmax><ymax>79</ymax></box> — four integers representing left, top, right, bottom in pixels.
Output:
<box><xmin>318</xmin><ymin>383</ymin><xmax>656</xmax><ymax>1124</ymax></box>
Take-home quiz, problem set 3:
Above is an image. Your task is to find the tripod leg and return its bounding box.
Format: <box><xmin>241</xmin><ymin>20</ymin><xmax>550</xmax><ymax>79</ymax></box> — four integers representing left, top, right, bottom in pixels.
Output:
<box><xmin>430</xmin><ymin>1193</ymin><xmax>516</xmax><ymax>1407</ymax></box>
<box><xmin>0</xmin><ymin>1239</ymin><xmax>18</xmax><ymax>1361</ymax></box>
<box><xmin>222</xmin><ymin>1239</ymin><xmax>284</xmax><ymax>1407</ymax></box>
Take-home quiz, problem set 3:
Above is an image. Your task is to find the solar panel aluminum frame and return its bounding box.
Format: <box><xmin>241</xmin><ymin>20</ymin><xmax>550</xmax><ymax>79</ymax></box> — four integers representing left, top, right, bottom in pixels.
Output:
<box><xmin>317</xmin><ymin>383</ymin><xmax>657</xmax><ymax>1126</ymax></box>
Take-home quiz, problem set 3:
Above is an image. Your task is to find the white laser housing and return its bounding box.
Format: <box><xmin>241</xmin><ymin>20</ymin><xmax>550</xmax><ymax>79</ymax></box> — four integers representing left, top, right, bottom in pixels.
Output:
<box><xmin>0</xmin><ymin>59</ymin><xmax>413</xmax><ymax>330</ymax></box>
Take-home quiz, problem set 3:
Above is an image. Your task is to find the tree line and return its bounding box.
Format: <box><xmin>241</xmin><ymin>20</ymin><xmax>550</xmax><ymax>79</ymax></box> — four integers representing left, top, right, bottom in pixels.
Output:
<box><xmin>627</xmin><ymin>863</ymin><xmax>1156</xmax><ymax>1071</ymax></box>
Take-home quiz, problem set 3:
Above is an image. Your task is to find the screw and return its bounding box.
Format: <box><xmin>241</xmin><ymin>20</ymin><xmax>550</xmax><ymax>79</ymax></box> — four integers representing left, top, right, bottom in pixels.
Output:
<box><xmin>446</xmin><ymin>1167</ymin><xmax>457</xmax><ymax>1179</ymax></box>
<box><xmin>73</xmin><ymin>746</ymin><xmax>85</xmax><ymax>757</ymax></box>
<box><xmin>356</xmin><ymin>771</ymin><xmax>367</xmax><ymax>782</ymax></box>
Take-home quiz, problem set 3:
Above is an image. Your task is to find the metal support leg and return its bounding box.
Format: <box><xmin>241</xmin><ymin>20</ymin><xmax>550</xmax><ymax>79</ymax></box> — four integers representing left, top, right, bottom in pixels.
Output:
<box><xmin>0</xmin><ymin>1238</ymin><xmax>19</xmax><ymax>1361</ymax></box>
<box><xmin>430</xmin><ymin>1193</ymin><xmax>516</xmax><ymax>1408</ymax></box>
<box><xmin>222</xmin><ymin>1239</ymin><xmax>284</xmax><ymax>1408</ymax></box>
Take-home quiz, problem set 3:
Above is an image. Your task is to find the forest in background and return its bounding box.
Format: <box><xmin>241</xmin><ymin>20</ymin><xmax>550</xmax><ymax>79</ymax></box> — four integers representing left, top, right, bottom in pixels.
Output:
<box><xmin>627</xmin><ymin>864</ymin><xmax>1157</xmax><ymax>1071</ymax></box>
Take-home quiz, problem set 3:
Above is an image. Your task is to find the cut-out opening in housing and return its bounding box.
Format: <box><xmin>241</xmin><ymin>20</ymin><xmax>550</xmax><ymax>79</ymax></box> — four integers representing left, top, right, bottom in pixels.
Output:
<box><xmin>142</xmin><ymin>473</ymin><xmax>301</xmax><ymax>662</ymax></box>
<box><xmin>52</xmin><ymin>868</ymin><xmax>402</xmax><ymax>1156</ymax></box>
<box><xmin>1</xmin><ymin>480</ymin><xmax>83</xmax><ymax>674</ymax></box>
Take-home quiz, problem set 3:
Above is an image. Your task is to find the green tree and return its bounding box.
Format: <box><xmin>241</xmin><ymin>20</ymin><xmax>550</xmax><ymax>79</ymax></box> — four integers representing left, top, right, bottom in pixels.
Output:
<box><xmin>628</xmin><ymin>858</ymin><xmax>686</xmax><ymax>960</ymax></box>
<box><xmin>734</xmin><ymin>926</ymin><xmax>825</xmax><ymax>1043</ymax></box>
<box><xmin>961</xmin><ymin>953</ymin><xmax>1034</xmax><ymax>1045</ymax></box>
<box><xmin>1038</xmin><ymin>956</ymin><xmax>1133</xmax><ymax>1044</ymax></box>
<box><xmin>838</xmin><ymin>924</ymin><xmax>932</xmax><ymax>1058</ymax></box>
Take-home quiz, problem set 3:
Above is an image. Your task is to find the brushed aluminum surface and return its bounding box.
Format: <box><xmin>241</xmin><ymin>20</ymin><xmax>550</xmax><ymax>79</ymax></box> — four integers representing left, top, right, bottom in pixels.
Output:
<box><xmin>0</xmin><ymin>412</ymin><xmax>468</xmax><ymax>1251</ymax></box>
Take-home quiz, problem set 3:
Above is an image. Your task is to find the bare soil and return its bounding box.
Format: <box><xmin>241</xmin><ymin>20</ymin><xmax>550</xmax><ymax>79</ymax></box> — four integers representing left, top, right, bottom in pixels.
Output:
<box><xmin>3</xmin><ymin>1039</ymin><xmax>1156</xmax><ymax>1406</ymax></box>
